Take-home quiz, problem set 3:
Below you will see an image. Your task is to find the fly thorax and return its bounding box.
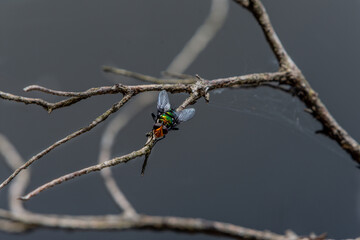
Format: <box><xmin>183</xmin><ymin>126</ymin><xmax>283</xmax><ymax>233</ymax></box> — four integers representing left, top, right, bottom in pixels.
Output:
<box><xmin>160</xmin><ymin>112</ymin><xmax>175</xmax><ymax>127</ymax></box>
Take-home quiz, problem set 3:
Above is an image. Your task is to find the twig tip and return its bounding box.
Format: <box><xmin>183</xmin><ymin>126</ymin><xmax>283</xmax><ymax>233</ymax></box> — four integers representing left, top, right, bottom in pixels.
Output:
<box><xmin>102</xmin><ymin>66</ymin><xmax>111</xmax><ymax>72</ymax></box>
<box><xmin>17</xmin><ymin>196</ymin><xmax>29</xmax><ymax>201</ymax></box>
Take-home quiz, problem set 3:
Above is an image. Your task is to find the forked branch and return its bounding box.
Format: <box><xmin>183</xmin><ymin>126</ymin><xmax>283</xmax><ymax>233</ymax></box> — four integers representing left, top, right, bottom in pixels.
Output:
<box><xmin>235</xmin><ymin>0</ymin><xmax>360</xmax><ymax>163</ymax></box>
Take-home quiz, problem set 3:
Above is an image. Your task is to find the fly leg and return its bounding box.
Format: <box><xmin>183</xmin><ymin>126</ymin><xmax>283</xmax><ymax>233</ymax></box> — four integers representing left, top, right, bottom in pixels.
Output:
<box><xmin>151</xmin><ymin>113</ymin><xmax>157</xmax><ymax>122</ymax></box>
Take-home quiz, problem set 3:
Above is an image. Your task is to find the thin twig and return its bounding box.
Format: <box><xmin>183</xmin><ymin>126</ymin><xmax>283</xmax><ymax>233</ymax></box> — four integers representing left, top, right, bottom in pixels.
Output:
<box><xmin>0</xmin><ymin>94</ymin><xmax>133</xmax><ymax>190</ymax></box>
<box><xmin>22</xmin><ymin>86</ymin><xmax>207</xmax><ymax>200</ymax></box>
<box><xmin>0</xmin><ymin>72</ymin><xmax>286</xmax><ymax>190</ymax></box>
<box><xmin>23</xmin><ymin>84</ymin><xmax>132</xmax><ymax>97</ymax></box>
<box><xmin>20</xmin><ymin>136</ymin><xmax>156</xmax><ymax>200</ymax></box>
<box><xmin>235</xmin><ymin>0</ymin><xmax>295</xmax><ymax>70</ymax></box>
<box><xmin>0</xmin><ymin>90</ymin><xmax>55</xmax><ymax>112</ymax></box>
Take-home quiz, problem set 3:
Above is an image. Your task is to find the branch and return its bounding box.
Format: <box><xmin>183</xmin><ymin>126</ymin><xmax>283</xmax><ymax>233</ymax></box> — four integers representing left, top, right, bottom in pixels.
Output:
<box><xmin>0</xmin><ymin>209</ymin><xmax>302</xmax><ymax>240</ymax></box>
<box><xmin>234</xmin><ymin>0</ymin><xmax>360</xmax><ymax>164</ymax></box>
<box><xmin>19</xmin><ymin>136</ymin><xmax>155</xmax><ymax>200</ymax></box>
<box><xmin>235</xmin><ymin>0</ymin><xmax>295</xmax><ymax>70</ymax></box>
<box><xmin>0</xmin><ymin>94</ymin><xmax>133</xmax><ymax>190</ymax></box>
<box><xmin>0</xmin><ymin>84</ymin><xmax>128</xmax><ymax>113</ymax></box>
<box><xmin>166</xmin><ymin>0</ymin><xmax>229</xmax><ymax>73</ymax></box>
<box><xmin>0</xmin><ymin>68</ymin><xmax>283</xmax><ymax>115</ymax></box>
<box><xmin>0</xmin><ymin>90</ymin><xmax>59</xmax><ymax>112</ymax></box>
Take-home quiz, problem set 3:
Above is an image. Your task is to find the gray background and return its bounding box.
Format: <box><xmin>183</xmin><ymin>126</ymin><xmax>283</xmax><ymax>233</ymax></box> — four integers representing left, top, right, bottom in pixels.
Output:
<box><xmin>0</xmin><ymin>0</ymin><xmax>360</xmax><ymax>239</ymax></box>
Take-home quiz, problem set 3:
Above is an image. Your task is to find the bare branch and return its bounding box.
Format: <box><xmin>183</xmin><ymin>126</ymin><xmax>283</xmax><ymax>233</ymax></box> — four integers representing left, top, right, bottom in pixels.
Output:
<box><xmin>234</xmin><ymin>0</ymin><xmax>360</xmax><ymax>164</ymax></box>
<box><xmin>24</xmin><ymin>84</ymin><xmax>128</xmax><ymax>97</ymax></box>
<box><xmin>20</xmin><ymin>136</ymin><xmax>155</xmax><ymax>200</ymax></box>
<box><xmin>1</xmin><ymin>85</ymin><xmax>126</xmax><ymax>113</ymax></box>
<box><xmin>0</xmin><ymin>94</ymin><xmax>133</xmax><ymax>190</ymax></box>
<box><xmin>235</xmin><ymin>0</ymin><xmax>295</xmax><ymax>70</ymax></box>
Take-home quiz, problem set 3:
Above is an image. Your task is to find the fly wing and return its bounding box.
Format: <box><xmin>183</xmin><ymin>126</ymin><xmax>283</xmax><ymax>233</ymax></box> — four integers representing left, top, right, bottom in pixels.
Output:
<box><xmin>157</xmin><ymin>90</ymin><xmax>171</xmax><ymax>113</ymax></box>
<box><xmin>176</xmin><ymin>108</ymin><xmax>195</xmax><ymax>123</ymax></box>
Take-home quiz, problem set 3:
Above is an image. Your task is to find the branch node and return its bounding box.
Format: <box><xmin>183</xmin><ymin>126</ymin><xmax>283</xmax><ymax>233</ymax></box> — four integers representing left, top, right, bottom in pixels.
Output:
<box><xmin>204</xmin><ymin>92</ymin><xmax>210</xmax><ymax>103</ymax></box>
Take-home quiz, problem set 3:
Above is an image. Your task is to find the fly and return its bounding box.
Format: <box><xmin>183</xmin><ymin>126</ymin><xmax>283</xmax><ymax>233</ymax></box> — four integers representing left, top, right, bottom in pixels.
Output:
<box><xmin>141</xmin><ymin>90</ymin><xmax>195</xmax><ymax>175</ymax></box>
<box><xmin>152</xmin><ymin>90</ymin><xmax>195</xmax><ymax>139</ymax></box>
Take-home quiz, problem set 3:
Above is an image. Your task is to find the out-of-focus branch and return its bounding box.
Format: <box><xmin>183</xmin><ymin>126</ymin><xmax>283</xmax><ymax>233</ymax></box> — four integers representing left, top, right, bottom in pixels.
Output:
<box><xmin>0</xmin><ymin>135</ymin><xmax>34</xmax><ymax>232</ymax></box>
<box><xmin>98</xmin><ymin>0</ymin><xmax>229</xmax><ymax>218</ymax></box>
<box><xmin>233</xmin><ymin>0</ymin><xmax>360</xmax><ymax>164</ymax></box>
<box><xmin>19</xmin><ymin>135</ymin><xmax>155</xmax><ymax>200</ymax></box>
<box><xmin>235</xmin><ymin>0</ymin><xmax>360</xmax><ymax>164</ymax></box>
<box><xmin>0</xmin><ymin>219</ymin><xmax>33</xmax><ymax>233</ymax></box>
<box><xmin>234</xmin><ymin>0</ymin><xmax>294</xmax><ymax>70</ymax></box>
<box><xmin>166</xmin><ymin>0</ymin><xmax>229</xmax><ymax>73</ymax></box>
<box><xmin>98</xmin><ymin>94</ymin><xmax>153</xmax><ymax>217</ymax></box>
<box><xmin>0</xmin><ymin>134</ymin><xmax>28</xmax><ymax>214</ymax></box>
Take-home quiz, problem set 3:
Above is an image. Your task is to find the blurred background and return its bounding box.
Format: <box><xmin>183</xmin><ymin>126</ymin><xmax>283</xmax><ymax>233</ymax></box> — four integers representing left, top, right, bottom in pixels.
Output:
<box><xmin>0</xmin><ymin>0</ymin><xmax>360</xmax><ymax>239</ymax></box>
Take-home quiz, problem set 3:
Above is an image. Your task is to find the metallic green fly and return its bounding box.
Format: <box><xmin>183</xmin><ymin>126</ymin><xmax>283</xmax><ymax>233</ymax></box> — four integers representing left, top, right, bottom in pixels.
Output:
<box><xmin>141</xmin><ymin>90</ymin><xmax>195</xmax><ymax>175</ymax></box>
<box><xmin>151</xmin><ymin>90</ymin><xmax>195</xmax><ymax>139</ymax></box>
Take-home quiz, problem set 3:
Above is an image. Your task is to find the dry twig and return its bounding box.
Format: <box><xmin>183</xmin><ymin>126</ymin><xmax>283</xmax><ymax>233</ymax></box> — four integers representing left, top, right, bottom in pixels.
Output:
<box><xmin>0</xmin><ymin>93</ymin><xmax>133</xmax><ymax>190</ymax></box>
<box><xmin>235</xmin><ymin>0</ymin><xmax>360</xmax><ymax>162</ymax></box>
